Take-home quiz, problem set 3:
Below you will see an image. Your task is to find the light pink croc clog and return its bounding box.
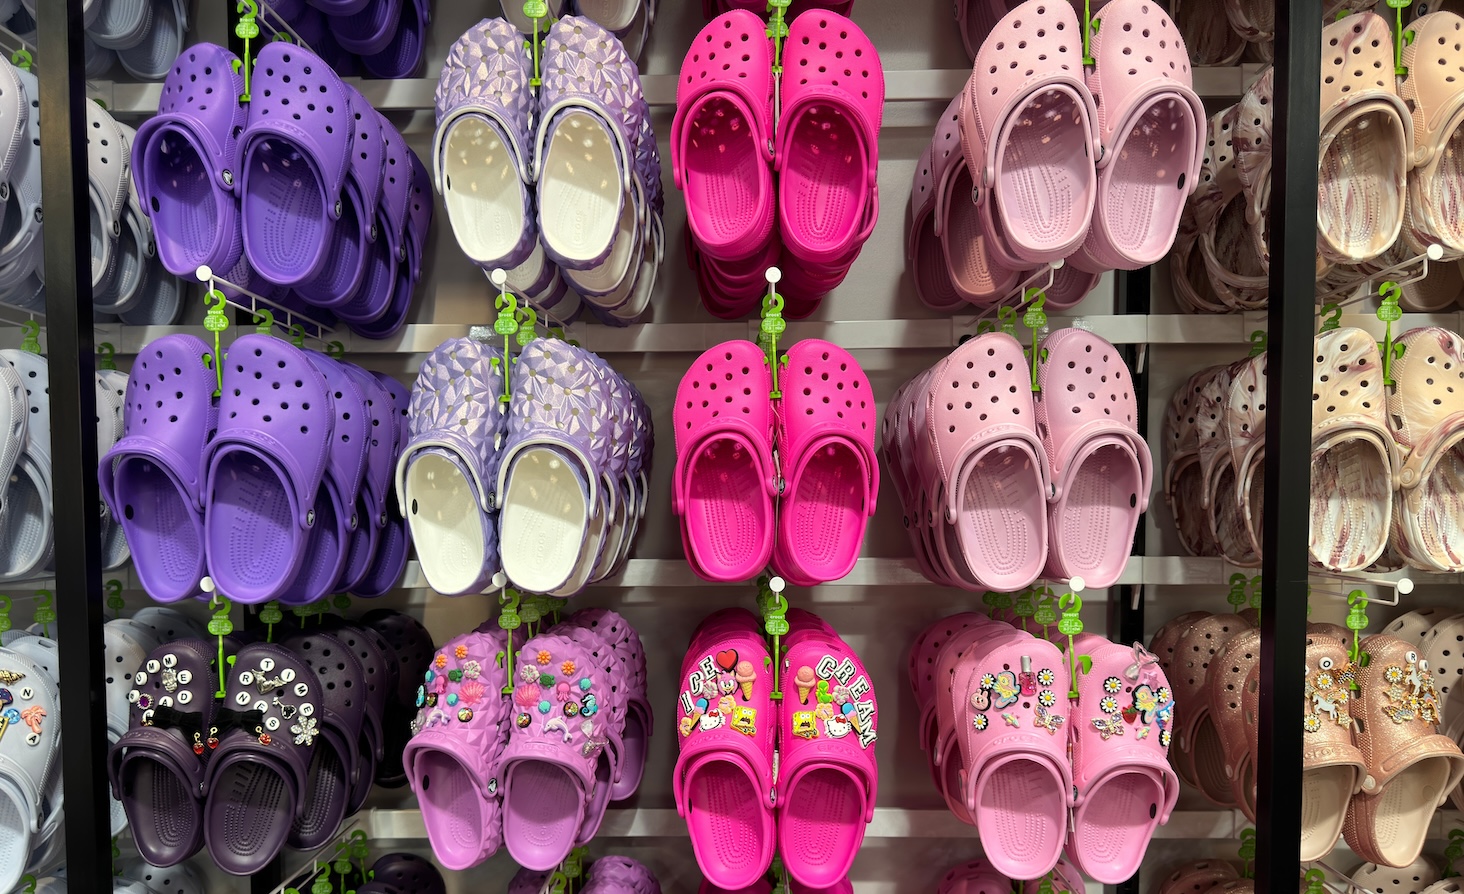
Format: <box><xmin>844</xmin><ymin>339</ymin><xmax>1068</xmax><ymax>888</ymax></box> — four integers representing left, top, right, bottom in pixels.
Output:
<box><xmin>773</xmin><ymin>340</ymin><xmax>879</xmax><ymax>585</ymax></box>
<box><xmin>775</xmin><ymin>11</ymin><xmax>884</xmax><ymax>267</ymax></box>
<box><xmin>924</xmin><ymin>333</ymin><xmax>1052</xmax><ymax>592</ymax></box>
<box><xmin>1067</xmin><ymin>636</ymin><xmax>1179</xmax><ymax>883</ymax></box>
<box><xmin>1070</xmin><ymin>0</ymin><xmax>1204</xmax><ymax>274</ymax></box>
<box><xmin>673</xmin><ymin>341</ymin><xmax>778</xmax><ymax>582</ymax></box>
<box><xmin>908</xmin><ymin>140</ymin><xmax>966</xmax><ymax>311</ymax></box>
<box><xmin>1035</xmin><ymin>329</ymin><xmax>1151</xmax><ymax>588</ymax></box>
<box><xmin>960</xmin><ymin>0</ymin><xmax>1099</xmax><ymax>265</ymax></box>
<box><xmin>931</xmin><ymin>94</ymin><xmax>1021</xmax><ymax>306</ymax></box>
<box><xmin>672</xmin><ymin>11</ymin><xmax>777</xmax><ymax>264</ymax></box>
<box><xmin>881</xmin><ymin>377</ymin><xmax>950</xmax><ymax>584</ymax></box>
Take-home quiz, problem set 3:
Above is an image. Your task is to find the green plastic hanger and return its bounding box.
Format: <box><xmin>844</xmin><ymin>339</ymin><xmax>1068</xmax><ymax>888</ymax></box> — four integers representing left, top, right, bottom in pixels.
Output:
<box><xmin>10</xmin><ymin>50</ymin><xmax>31</xmax><ymax>72</ymax></box>
<box><xmin>235</xmin><ymin>1</ymin><xmax>260</xmax><ymax>101</ymax></box>
<box><xmin>1247</xmin><ymin>330</ymin><xmax>1267</xmax><ymax>357</ymax></box>
<box><xmin>1387</xmin><ymin>0</ymin><xmax>1414</xmax><ymax>75</ymax></box>
<box><xmin>19</xmin><ymin>320</ymin><xmax>40</xmax><ymax>355</ymax></box>
<box><xmin>207</xmin><ymin>595</ymin><xmax>235</xmax><ymax>699</ymax></box>
<box><xmin>32</xmin><ymin>590</ymin><xmax>53</xmax><ymax>638</ymax></box>
<box><xmin>98</xmin><ymin>342</ymin><xmax>118</xmax><ymax>371</ymax></box>
<box><xmin>1345</xmin><ymin>590</ymin><xmax>1369</xmax><ymax>668</ymax></box>
<box><xmin>492</xmin><ymin>270</ymin><xmax>520</xmax><ymax>405</ymax></box>
<box><xmin>0</xmin><ymin>595</ymin><xmax>12</xmax><ymax>634</ymax></box>
<box><xmin>105</xmin><ymin>579</ymin><xmax>125</xmax><ymax>618</ymax></box>
<box><xmin>1377</xmin><ymin>282</ymin><xmax>1405</xmax><ymax>385</ymax></box>
<box><xmin>1021</xmin><ymin>289</ymin><xmax>1049</xmax><ymax>392</ymax></box>
<box><xmin>203</xmin><ymin>289</ymin><xmax>229</xmax><ymax>397</ymax></box>
<box><xmin>759</xmin><ymin>275</ymin><xmax>788</xmax><ymax>400</ymax></box>
<box><xmin>1226</xmin><ymin>572</ymin><xmax>1249</xmax><ymax>611</ymax></box>
<box><xmin>290</xmin><ymin>323</ymin><xmax>307</xmax><ymax>349</ymax></box>
<box><xmin>524</xmin><ymin>0</ymin><xmax>550</xmax><ymax>86</ymax></box>
<box><xmin>1317</xmin><ymin>302</ymin><xmax>1343</xmax><ymax>334</ymax></box>
<box><xmin>252</xmin><ymin>307</ymin><xmax>275</xmax><ymax>335</ymax></box>
<box><xmin>499</xmin><ymin>587</ymin><xmax>522</xmax><ymax>694</ymax></box>
<box><xmin>768</xmin><ymin>0</ymin><xmax>791</xmax><ymax>68</ymax></box>
<box><xmin>1058</xmin><ymin>592</ymin><xmax>1091</xmax><ymax>699</ymax></box>
<box><xmin>765</xmin><ymin>579</ymin><xmax>788</xmax><ymax>701</ymax></box>
<box><xmin>1237</xmin><ymin>829</ymin><xmax>1256</xmax><ymax>879</ymax></box>
<box><xmin>261</xmin><ymin>600</ymin><xmax>283</xmax><ymax>642</ymax></box>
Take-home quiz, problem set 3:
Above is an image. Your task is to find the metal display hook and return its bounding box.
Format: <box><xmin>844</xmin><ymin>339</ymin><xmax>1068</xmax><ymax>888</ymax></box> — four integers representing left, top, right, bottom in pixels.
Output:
<box><xmin>971</xmin><ymin>263</ymin><xmax>1059</xmax><ymax>329</ymax></box>
<box><xmin>194</xmin><ymin>264</ymin><xmax>336</xmax><ymax>345</ymax></box>
<box><xmin>1315</xmin><ymin>243</ymin><xmax>1444</xmax><ymax>306</ymax></box>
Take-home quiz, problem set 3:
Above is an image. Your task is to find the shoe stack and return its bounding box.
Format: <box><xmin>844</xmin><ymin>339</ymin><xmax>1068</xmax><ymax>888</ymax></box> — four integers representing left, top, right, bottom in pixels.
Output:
<box><xmin>258</xmin><ymin>0</ymin><xmax>434</xmax><ymax>79</ymax></box>
<box><xmin>512</xmin><ymin>856</ymin><xmax>661</xmax><ymax>893</ymax></box>
<box><xmin>79</xmin><ymin>0</ymin><xmax>190</xmax><ymax>80</ymax></box>
<box><xmin>0</xmin><ymin>635</ymin><xmax>62</xmax><ymax>891</ymax></box>
<box><xmin>936</xmin><ymin>858</ymin><xmax>1086</xmax><ymax>894</ymax></box>
<box><xmin>883</xmin><ymin>329</ymin><xmax>1149</xmax><ymax>592</ymax></box>
<box><xmin>673</xmin><ymin>9</ymin><xmax>885</xmax><ymax>318</ymax></box>
<box><xmin>911</xmin><ymin>612</ymin><xmax>1178</xmax><ymax>883</ymax></box>
<box><xmin>355</xmin><ymin>852</ymin><xmax>449</xmax><ymax>894</ymax></box>
<box><xmin>397</xmin><ymin>337</ymin><xmax>652</xmax><ymax>597</ymax></box>
<box><xmin>673</xmin><ymin>339</ymin><xmax>877</xmax><ymax>585</ymax></box>
<box><xmin>911</xmin><ymin>0</ymin><xmax>1203</xmax><ymax>313</ymax></box>
<box><xmin>131</xmin><ymin>41</ymin><xmax>432</xmax><ymax>340</ymax></box>
<box><xmin>404</xmin><ymin>609</ymin><xmax>652</xmax><ymax>870</ymax></box>
<box><xmin>108</xmin><ymin>608</ymin><xmax>431</xmax><ymax>874</ymax></box>
<box><xmin>501</xmin><ymin>0</ymin><xmax>659</xmax><ymax>61</ymax></box>
<box><xmin>434</xmin><ymin>17</ymin><xmax>663</xmax><ymax>327</ymax></box>
<box><xmin>98</xmin><ymin>333</ymin><xmax>414</xmax><ymax>603</ymax></box>
<box><xmin>1152</xmin><ymin>861</ymin><xmax>1251</xmax><ymax>894</ymax></box>
<box><xmin>676</xmin><ymin>608</ymin><xmax>877</xmax><ymax>890</ymax></box>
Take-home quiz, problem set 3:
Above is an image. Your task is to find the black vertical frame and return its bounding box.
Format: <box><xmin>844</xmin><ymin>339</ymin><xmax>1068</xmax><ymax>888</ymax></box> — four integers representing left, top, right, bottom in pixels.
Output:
<box><xmin>1256</xmin><ymin>0</ymin><xmax>1323</xmax><ymax>890</ymax></box>
<box><xmin>35</xmin><ymin>1</ymin><xmax>111</xmax><ymax>891</ymax></box>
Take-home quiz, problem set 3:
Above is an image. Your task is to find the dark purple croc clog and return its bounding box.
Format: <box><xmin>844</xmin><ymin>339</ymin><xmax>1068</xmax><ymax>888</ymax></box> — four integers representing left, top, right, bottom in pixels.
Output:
<box><xmin>360</xmin><ymin>0</ymin><xmax>431</xmax><ymax>79</ymax></box>
<box><xmin>361</xmin><ymin>609</ymin><xmax>433</xmax><ymax>787</ymax></box>
<box><xmin>202</xmin><ymin>642</ymin><xmax>324</xmax><ymax>875</ymax></box>
<box><xmin>295</xmin><ymin>84</ymin><xmax>385</xmax><ymax>311</ymax></box>
<box><xmin>308</xmin><ymin>0</ymin><xmax>370</xmax><ymax>15</ymax></box>
<box><xmin>107</xmin><ymin>638</ymin><xmax>217</xmax><ymax>868</ymax></box>
<box><xmin>335</xmin><ymin>114</ymin><xmax>409</xmax><ymax>328</ymax></box>
<box><xmin>202</xmin><ymin>334</ymin><xmax>335</xmax><ymax>604</ymax></box>
<box><xmin>333</xmin><ymin>363</ymin><xmax>395</xmax><ymax>594</ymax></box>
<box><xmin>367</xmin><ymin>852</ymin><xmax>447</xmax><ymax>894</ymax></box>
<box><xmin>351</xmin><ymin>372</ymin><xmax>412</xmax><ymax>597</ymax></box>
<box><xmin>277</xmin><ymin>352</ymin><xmax>369</xmax><ymax>606</ymax></box>
<box><xmin>316</xmin><ymin>617</ymin><xmax>393</xmax><ymax>813</ymax></box>
<box><xmin>281</xmin><ymin>629</ymin><xmax>366</xmax><ymax>848</ymax></box>
<box><xmin>130</xmin><ymin>43</ymin><xmax>246</xmax><ymax>279</ymax></box>
<box><xmin>98</xmin><ymin>335</ymin><xmax>216</xmax><ymax>603</ymax></box>
<box><xmin>402</xmin><ymin>629</ymin><xmax>511</xmax><ymax>870</ymax></box>
<box><xmin>332</xmin><ymin>0</ymin><xmax>404</xmax><ymax>56</ymax></box>
<box><xmin>237</xmin><ymin>42</ymin><xmax>354</xmax><ymax>287</ymax></box>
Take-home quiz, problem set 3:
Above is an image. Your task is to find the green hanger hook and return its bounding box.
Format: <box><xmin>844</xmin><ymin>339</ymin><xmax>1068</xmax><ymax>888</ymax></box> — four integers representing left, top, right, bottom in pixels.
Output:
<box><xmin>32</xmin><ymin>590</ymin><xmax>53</xmax><ymax>638</ymax></box>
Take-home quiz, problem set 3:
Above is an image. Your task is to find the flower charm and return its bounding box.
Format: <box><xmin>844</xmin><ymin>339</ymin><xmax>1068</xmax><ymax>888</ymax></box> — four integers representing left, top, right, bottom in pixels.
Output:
<box><xmin>519</xmin><ymin>664</ymin><xmax>539</xmax><ymax>684</ymax></box>
<box><xmin>463</xmin><ymin>660</ymin><xmax>482</xmax><ymax>680</ymax></box>
<box><xmin>435</xmin><ymin>655</ymin><xmax>448</xmax><ymax>669</ymax></box>
<box><xmin>1303</xmin><ymin>714</ymin><xmax>1321</xmax><ymax>733</ymax></box>
<box><xmin>1315</xmin><ymin>672</ymin><xmax>1334</xmax><ymax>690</ymax></box>
<box><xmin>1100</xmin><ymin>695</ymin><xmax>1119</xmax><ymax>715</ymax></box>
<box><xmin>562</xmin><ymin>660</ymin><xmax>577</xmax><ymax>676</ymax></box>
<box><xmin>1385</xmin><ymin>666</ymin><xmax>1404</xmax><ymax>684</ymax></box>
<box><xmin>536</xmin><ymin>650</ymin><xmax>552</xmax><ymax>666</ymax></box>
<box><xmin>1103</xmin><ymin>676</ymin><xmax>1123</xmax><ymax>694</ymax></box>
<box><xmin>291</xmin><ymin>716</ymin><xmax>319</xmax><ymax>746</ymax></box>
<box><xmin>973</xmin><ymin>714</ymin><xmax>989</xmax><ymax>731</ymax></box>
<box><xmin>1037</xmin><ymin>668</ymin><xmax>1055</xmax><ymax>687</ymax></box>
<box><xmin>1160</xmin><ymin>729</ymin><xmax>1172</xmax><ymax>747</ymax></box>
<box><xmin>1038</xmin><ymin>690</ymin><xmax>1056</xmax><ymax>708</ymax></box>
<box><xmin>455</xmin><ymin>645</ymin><xmax>469</xmax><ymax>660</ymax></box>
<box><xmin>979</xmin><ymin>673</ymin><xmax>996</xmax><ymax>690</ymax></box>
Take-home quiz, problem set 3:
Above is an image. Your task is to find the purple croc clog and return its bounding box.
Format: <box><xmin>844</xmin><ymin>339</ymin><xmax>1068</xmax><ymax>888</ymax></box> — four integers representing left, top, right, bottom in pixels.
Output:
<box><xmin>334</xmin><ymin>363</ymin><xmax>396</xmax><ymax>594</ymax></box>
<box><xmin>281</xmin><ymin>629</ymin><xmax>367</xmax><ymax>849</ymax></box>
<box><xmin>361</xmin><ymin>609</ymin><xmax>434</xmax><ymax>788</ymax></box>
<box><xmin>338</xmin><ymin>116</ymin><xmax>412</xmax><ymax>333</ymax></box>
<box><xmin>352</xmin><ymin>371</ymin><xmax>413</xmax><ymax>597</ymax></box>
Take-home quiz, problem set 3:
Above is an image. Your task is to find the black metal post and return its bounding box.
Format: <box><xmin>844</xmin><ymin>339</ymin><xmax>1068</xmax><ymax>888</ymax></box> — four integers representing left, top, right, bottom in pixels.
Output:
<box><xmin>1256</xmin><ymin>0</ymin><xmax>1322</xmax><ymax>890</ymax></box>
<box><xmin>35</xmin><ymin>1</ymin><xmax>110</xmax><ymax>889</ymax></box>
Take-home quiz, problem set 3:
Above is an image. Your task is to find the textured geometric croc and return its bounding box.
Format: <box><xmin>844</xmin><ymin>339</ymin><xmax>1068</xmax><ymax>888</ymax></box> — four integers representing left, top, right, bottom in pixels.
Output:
<box><xmin>1343</xmin><ymin>635</ymin><xmax>1464</xmax><ymax>867</ymax></box>
<box><xmin>1208</xmin><ymin>629</ymin><xmax>1261</xmax><ymax>819</ymax></box>
<box><xmin>960</xmin><ymin>0</ymin><xmax>1098</xmax><ymax>265</ymax></box>
<box><xmin>0</xmin><ymin>350</ymin><xmax>48</xmax><ymax>581</ymax></box>
<box><xmin>494</xmin><ymin>339</ymin><xmax>610</xmax><ymax>594</ymax></box>
<box><xmin>395</xmin><ymin>338</ymin><xmax>506</xmax><ymax>596</ymax></box>
<box><xmin>295</xmin><ymin>85</ymin><xmax>384</xmax><ymax>310</ymax></box>
<box><xmin>238</xmin><ymin>42</ymin><xmax>354</xmax><ymax>287</ymax></box>
<box><xmin>354</xmin><ymin>372</ymin><xmax>412</xmax><ymax>598</ymax></box>
<box><xmin>1222</xmin><ymin>353</ymin><xmax>1268</xmax><ymax>561</ymax></box>
<box><xmin>771</xmin><ymin>341</ymin><xmax>878</xmax><ymax>586</ymax></box>
<box><xmin>107</xmin><ymin>638</ymin><xmax>216</xmax><ymax>868</ymax></box>
<box><xmin>672</xmin><ymin>11</ymin><xmax>776</xmax><ymax>263</ymax></box>
<box><xmin>202</xmin><ymin>643</ymin><xmax>324</xmax><ymax>875</ymax></box>
<box><xmin>402</xmin><ymin>628</ymin><xmax>511</xmax><ymax>870</ymax></box>
<box><xmin>432</xmin><ymin>18</ymin><xmax>537</xmax><ymax>273</ymax></box>
<box><xmin>931</xmin><ymin>94</ymin><xmax>1021</xmax><ymax>306</ymax></box>
<box><xmin>1386</xmin><ymin>328</ymin><xmax>1464</xmax><ymax>572</ymax></box>
<box><xmin>1169</xmin><ymin>613</ymin><xmax>1248</xmax><ymax>795</ymax></box>
<box><xmin>534</xmin><ymin>17</ymin><xmax>639</xmax><ymax>272</ymax></box>
<box><xmin>674</xmin><ymin>611</ymin><xmax>776</xmax><ymax>888</ymax></box>
<box><xmin>1310</xmin><ymin>328</ymin><xmax>1396</xmax><ymax>572</ymax></box>
<box><xmin>1035</xmin><ymin>329</ymin><xmax>1150</xmax><ymax>589</ymax></box>
<box><xmin>1067</xmin><ymin>637</ymin><xmax>1178</xmax><ymax>884</ymax></box>
<box><xmin>1071</xmin><ymin>0</ymin><xmax>1204</xmax><ymax>273</ymax></box>
<box><xmin>775</xmin><ymin>11</ymin><xmax>884</xmax><ymax>266</ymax></box>
<box><xmin>331</xmin><ymin>0</ymin><xmax>403</xmax><ymax>56</ymax></box>
<box><xmin>673</xmin><ymin>341</ymin><xmax>777</xmax><ymax>583</ymax></box>
<box><xmin>1316</xmin><ymin>13</ymin><xmax>1413</xmax><ymax>266</ymax></box>
<box><xmin>202</xmin><ymin>335</ymin><xmax>334</xmax><ymax>604</ymax></box>
<box><xmin>1164</xmin><ymin>367</ymin><xmax>1226</xmax><ymax>557</ymax></box>
<box><xmin>87</xmin><ymin>101</ymin><xmax>131</xmax><ymax>293</ymax></box>
<box><xmin>280</xmin><ymin>629</ymin><xmax>364</xmax><ymax>850</ymax></box>
<box><xmin>926</xmin><ymin>333</ymin><xmax>1052</xmax><ymax>591</ymax></box>
<box><xmin>117</xmin><ymin>0</ymin><xmax>186</xmax><ymax>80</ymax></box>
<box><xmin>1299</xmin><ymin>631</ymin><xmax>1365</xmax><ymax>861</ymax></box>
<box><xmin>361</xmin><ymin>0</ymin><xmax>430</xmax><ymax>78</ymax></box>
<box><xmin>960</xmin><ymin>631</ymin><xmax>1071</xmax><ymax>880</ymax></box>
<box><xmin>777</xmin><ymin>615</ymin><xmax>878</xmax><ymax>888</ymax></box>
<box><xmin>1400</xmin><ymin>13</ymin><xmax>1464</xmax><ymax>256</ymax></box>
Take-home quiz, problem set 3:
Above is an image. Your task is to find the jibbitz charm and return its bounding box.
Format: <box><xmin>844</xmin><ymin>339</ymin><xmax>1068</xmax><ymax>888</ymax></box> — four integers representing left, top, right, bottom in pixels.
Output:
<box><xmin>458</xmin><ymin>708</ymin><xmax>473</xmax><ymax>722</ymax></box>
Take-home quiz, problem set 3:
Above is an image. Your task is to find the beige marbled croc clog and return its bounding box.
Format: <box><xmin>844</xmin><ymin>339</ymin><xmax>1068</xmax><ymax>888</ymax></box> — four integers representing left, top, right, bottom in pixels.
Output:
<box><xmin>1400</xmin><ymin>13</ymin><xmax>1464</xmax><ymax>257</ymax></box>
<box><xmin>1165</xmin><ymin>369</ymin><xmax>1229</xmax><ymax>556</ymax></box>
<box><xmin>1386</xmin><ymin>328</ymin><xmax>1464</xmax><ymax>572</ymax></box>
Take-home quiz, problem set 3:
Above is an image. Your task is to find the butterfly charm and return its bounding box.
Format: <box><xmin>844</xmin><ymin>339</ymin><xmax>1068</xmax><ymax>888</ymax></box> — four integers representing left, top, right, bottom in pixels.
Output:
<box><xmin>991</xmin><ymin>672</ymin><xmax>1020</xmax><ymax>709</ymax></box>
<box><xmin>1092</xmin><ymin>715</ymin><xmax>1125</xmax><ymax>740</ymax></box>
<box><xmin>1033</xmin><ymin>705</ymin><xmax>1065</xmax><ymax>734</ymax></box>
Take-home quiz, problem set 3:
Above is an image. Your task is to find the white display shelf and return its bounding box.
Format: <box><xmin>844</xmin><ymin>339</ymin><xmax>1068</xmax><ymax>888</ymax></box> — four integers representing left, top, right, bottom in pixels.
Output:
<box><xmin>86</xmin><ymin>65</ymin><xmax>1264</xmax><ymax>117</ymax></box>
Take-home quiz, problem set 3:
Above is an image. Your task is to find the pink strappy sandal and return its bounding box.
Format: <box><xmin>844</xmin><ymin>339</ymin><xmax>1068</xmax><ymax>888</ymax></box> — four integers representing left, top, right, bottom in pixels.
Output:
<box><xmin>961</xmin><ymin>0</ymin><xmax>1099</xmax><ymax>265</ymax></box>
<box><xmin>673</xmin><ymin>342</ymin><xmax>778</xmax><ymax>582</ymax></box>
<box><xmin>775</xmin><ymin>11</ymin><xmax>884</xmax><ymax>267</ymax></box>
<box><xmin>925</xmin><ymin>333</ymin><xmax>1052</xmax><ymax>592</ymax></box>
<box><xmin>1035</xmin><ymin>329</ymin><xmax>1151</xmax><ymax>588</ymax></box>
<box><xmin>773</xmin><ymin>340</ymin><xmax>878</xmax><ymax>585</ymax></box>
<box><xmin>672</xmin><ymin>11</ymin><xmax>777</xmax><ymax>263</ymax></box>
<box><xmin>1071</xmin><ymin>0</ymin><xmax>1204</xmax><ymax>273</ymax></box>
